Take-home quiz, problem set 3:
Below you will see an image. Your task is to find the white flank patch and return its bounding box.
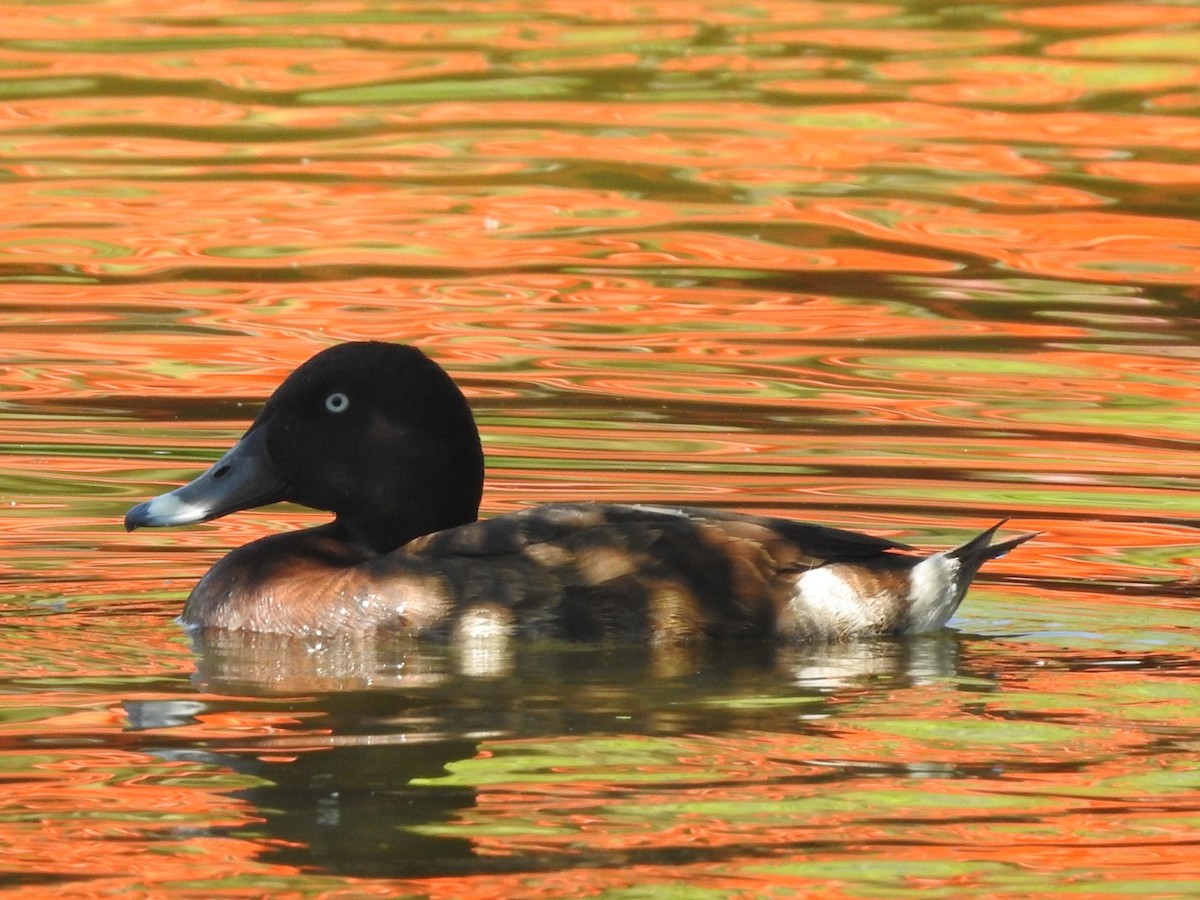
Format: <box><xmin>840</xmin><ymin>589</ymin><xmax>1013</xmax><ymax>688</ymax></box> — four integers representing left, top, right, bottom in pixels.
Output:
<box><xmin>905</xmin><ymin>553</ymin><xmax>961</xmax><ymax>633</ymax></box>
<box><xmin>789</xmin><ymin>566</ymin><xmax>876</xmax><ymax>638</ymax></box>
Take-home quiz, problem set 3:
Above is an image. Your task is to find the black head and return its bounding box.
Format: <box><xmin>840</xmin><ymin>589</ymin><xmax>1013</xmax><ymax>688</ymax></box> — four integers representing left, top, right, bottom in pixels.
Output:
<box><xmin>126</xmin><ymin>342</ymin><xmax>485</xmax><ymax>552</ymax></box>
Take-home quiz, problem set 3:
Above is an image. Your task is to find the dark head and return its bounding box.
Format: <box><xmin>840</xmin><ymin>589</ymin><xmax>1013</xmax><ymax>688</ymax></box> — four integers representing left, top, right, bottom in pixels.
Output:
<box><xmin>125</xmin><ymin>342</ymin><xmax>485</xmax><ymax>552</ymax></box>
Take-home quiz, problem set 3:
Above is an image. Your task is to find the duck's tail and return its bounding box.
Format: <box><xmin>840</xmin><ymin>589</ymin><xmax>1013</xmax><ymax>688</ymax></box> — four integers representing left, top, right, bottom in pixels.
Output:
<box><xmin>945</xmin><ymin>518</ymin><xmax>1038</xmax><ymax>608</ymax></box>
<box><xmin>948</xmin><ymin>519</ymin><xmax>1038</xmax><ymax>569</ymax></box>
<box><xmin>903</xmin><ymin>520</ymin><xmax>1038</xmax><ymax>633</ymax></box>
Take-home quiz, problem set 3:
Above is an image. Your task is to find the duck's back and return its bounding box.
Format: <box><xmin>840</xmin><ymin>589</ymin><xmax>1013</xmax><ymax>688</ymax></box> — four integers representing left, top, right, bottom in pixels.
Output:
<box><xmin>396</xmin><ymin>503</ymin><xmax>910</xmax><ymax>642</ymax></box>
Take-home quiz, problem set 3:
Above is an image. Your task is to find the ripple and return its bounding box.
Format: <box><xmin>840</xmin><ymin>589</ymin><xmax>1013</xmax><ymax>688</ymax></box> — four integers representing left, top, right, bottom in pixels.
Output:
<box><xmin>2</xmin><ymin>2</ymin><xmax>1200</xmax><ymax>897</ymax></box>
<box><xmin>876</xmin><ymin>56</ymin><xmax>1200</xmax><ymax>106</ymax></box>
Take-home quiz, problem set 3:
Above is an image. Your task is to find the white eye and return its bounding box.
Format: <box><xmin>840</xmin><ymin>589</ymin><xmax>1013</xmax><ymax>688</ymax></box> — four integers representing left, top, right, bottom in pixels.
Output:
<box><xmin>324</xmin><ymin>392</ymin><xmax>350</xmax><ymax>414</ymax></box>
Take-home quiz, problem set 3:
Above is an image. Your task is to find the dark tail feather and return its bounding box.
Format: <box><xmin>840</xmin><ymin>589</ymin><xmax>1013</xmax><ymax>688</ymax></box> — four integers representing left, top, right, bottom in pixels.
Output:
<box><xmin>948</xmin><ymin>518</ymin><xmax>1039</xmax><ymax>576</ymax></box>
<box><xmin>940</xmin><ymin>520</ymin><xmax>1038</xmax><ymax>620</ymax></box>
<box><xmin>949</xmin><ymin>519</ymin><xmax>1038</xmax><ymax>559</ymax></box>
<box><xmin>980</xmin><ymin>530</ymin><xmax>1040</xmax><ymax>560</ymax></box>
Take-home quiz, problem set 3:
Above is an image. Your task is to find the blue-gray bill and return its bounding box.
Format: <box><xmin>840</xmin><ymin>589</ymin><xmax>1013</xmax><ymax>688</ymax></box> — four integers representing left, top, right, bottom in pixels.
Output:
<box><xmin>124</xmin><ymin>426</ymin><xmax>287</xmax><ymax>530</ymax></box>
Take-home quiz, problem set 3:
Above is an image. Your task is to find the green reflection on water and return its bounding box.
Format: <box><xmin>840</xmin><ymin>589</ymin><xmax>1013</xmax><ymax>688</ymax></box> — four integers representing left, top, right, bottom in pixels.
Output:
<box><xmin>959</xmin><ymin>589</ymin><xmax>1200</xmax><ymax>652</ymax></box>
<box><xmin>1110</xmin><ymin>764</ymin><xmax>1200</xmax><ymax>794</ymax></box>
<box><xmin>917</xmin><ymin>58</ymin><xmax>1198</xmax><ymax>92</ymax></box>
<box><xmin>852</xmin><ymin>716</ymin><xmax>1090</xmax><ymax>746</ymax></box>
<box><xmin>0</xmin><ymin>705</ymin><xmax>62</xmax><ymax>726</ymax></box>
<box><xmin>300</xmin><ymin>76</ymin><xmax>589</xmax><ymax>105</ymax></box>
<box><xmin>683</xmin><ymin>788</ymin><xmax>1041</xmax><ymax>818</ymax></box>
<box><xmin>1062</xmin><ymin>32</ymin><xmax>1200</xmax><ymax>60</ymax></box>
<box><xmin>205</xmin><ymin>244</ymin><xmax>313</xmax><ymax>259</ymax></box>
<box><xmin>1009</xmin><ymin>407</ymin><xmax>1200</xmax><ymax>432</ymax></box>
<box><xmin>580</xmin><ymin>266</ymin><xmax>784</xmax><ymax>278</ymax></box>
<box><xmin>1001</xmin><ymin>681</ymin><xmax>1200</xmax><ymax>725</ymax></box>
<box><xmin>871</xmin><ymin>355</ymin><xmax>1097</xmax><ymax>379</ymax></box>
<box><xmin>1078</xmin><ymin>259</ymin><xmax>1195</xmax><ymax>275</ymax></box>
<box><xmin>0</xmin><ymin>77</ymin><xmax>97</xmax><ymax>97</ymax></box>
<box><xmin>415</xmin><ymin>737</ymin><xmax>725</xmax><ymax>787</ymax></box>
<box><xmin>745</xmin><ymin>859</ymin><xmax>1046</xmax><ymax>898</ymax></box>
<box><xmin>782</xmin><ymin>111</ymin><xmax>913</xmax><ymax>130</ymax></box>
<box><xmin>841</xmin><ymin>482</ymin><xmax>1200</xmax><ymax>515</ymax></box>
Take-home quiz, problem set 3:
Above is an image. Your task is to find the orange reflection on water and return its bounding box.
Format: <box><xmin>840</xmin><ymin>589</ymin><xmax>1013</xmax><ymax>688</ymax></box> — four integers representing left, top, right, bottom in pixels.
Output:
<box><xmin>799</xmin><ymin>197</ymin><xmax>1200</xmax><ymax>283</ymax></box>
<box><xmin>0</xmin><ymin>724</ymin><xmax>314</xmax><ymax>900</ymax></box>
<box><xmin>0</xmin><ymin>47</ymin><xmax>492</xmax><ymax>92</ymax></box>
<box><xmin>0</xmin><ymin>178</ymin><xmax>969</xmax><ymax>276</ymax></box>
<box><xmin>1083</xmin><ymin>160</ymin><xmax>1200</xmax><ymax>186</ymax></box>
<box><xmin>373</xmin><ymin>697</ymin><xmax>1200</xmax><ymax>898</ymax></box>
<box><xmin>0</xmin><ymin>276</ymin><xmax>1088</xmax><ymax>399</ymax></box>
<box><xmin>2</xmin><ymin>102</ymin><xmax>1197</xmax><ymax>286</ymax></box>
<box><xmin>1</xmin><ymin>0</ymin><xmax>1200</xmax><ymax>895</ymax></box>
<box><xmin>1007</xmin><ymin>4</ymin><xmax>1200</xmax><ymax>28</ymax></box>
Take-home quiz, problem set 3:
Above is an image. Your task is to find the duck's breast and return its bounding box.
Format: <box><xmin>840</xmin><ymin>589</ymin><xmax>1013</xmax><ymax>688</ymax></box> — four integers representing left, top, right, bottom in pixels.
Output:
<box><xmin>182</xmin><ymin>529</ymin><xmax>451</xmax><ymax>636</ymax></box>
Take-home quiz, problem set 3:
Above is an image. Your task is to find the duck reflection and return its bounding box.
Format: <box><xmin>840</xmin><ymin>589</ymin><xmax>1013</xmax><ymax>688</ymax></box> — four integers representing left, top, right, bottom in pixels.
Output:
<box><xmin>779</xmin><ymin>631</ymin><xmax>962</xmax><ymax>689</ymax></box>
<box><xmin>125</xmin><ymin>632</ymin><xmax>966</xmax><ymax>878</ymax></box>
<box><xmin>190</xmin><ymin>627</ymin><xmax>961</xmax><ymax>694</ymax></box>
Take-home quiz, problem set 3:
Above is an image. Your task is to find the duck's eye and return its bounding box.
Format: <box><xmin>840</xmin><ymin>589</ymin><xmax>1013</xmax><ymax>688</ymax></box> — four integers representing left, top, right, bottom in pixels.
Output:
<box><xmin>324</xmin><ymin>392</ymin><xmax>350</xmax><ymax>414</ymax></box>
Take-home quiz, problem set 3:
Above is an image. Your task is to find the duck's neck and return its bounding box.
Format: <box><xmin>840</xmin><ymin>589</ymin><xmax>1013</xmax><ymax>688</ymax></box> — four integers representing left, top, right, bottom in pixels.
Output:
<box><xmin>328</xmin><ymin>431</ymin><xmax>484</xmax><ymax>554</ymax></box>
<box><xmin>332</xmin><ymin>505</ymin><xmax>479</xmax><ymax>555</ymax></box>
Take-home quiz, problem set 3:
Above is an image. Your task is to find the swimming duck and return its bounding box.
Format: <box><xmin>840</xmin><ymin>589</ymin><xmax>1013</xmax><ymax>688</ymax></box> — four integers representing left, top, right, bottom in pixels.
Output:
<box><xmin>125</xmin><ymin>341</ymin><xmax>1034</xmax><ymax>642</ymax></box>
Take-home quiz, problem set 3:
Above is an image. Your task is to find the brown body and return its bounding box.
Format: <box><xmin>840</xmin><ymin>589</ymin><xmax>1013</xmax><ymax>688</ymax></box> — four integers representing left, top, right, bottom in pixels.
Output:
<box><xmin>181</xmin><ymin>502</ymin><xmax>1033</xmax><ymax>641</ymax></box>
<box><xmin>183</xmin><ymin>503</ymin><xmax>912</xmax><ymax>640</ymax></box>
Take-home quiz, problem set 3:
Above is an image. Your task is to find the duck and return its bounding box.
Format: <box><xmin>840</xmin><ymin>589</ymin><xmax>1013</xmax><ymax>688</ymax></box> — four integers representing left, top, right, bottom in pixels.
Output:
<box><xmin>125</xmin><ymin>341</ymin><xmax>1035</xmax><ymax>642</ymax></box>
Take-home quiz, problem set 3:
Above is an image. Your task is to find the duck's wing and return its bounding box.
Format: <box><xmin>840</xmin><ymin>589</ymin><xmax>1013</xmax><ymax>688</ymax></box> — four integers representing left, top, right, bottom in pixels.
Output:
<box><xmin>396</xmin><ymin>503</ymin><xmax>911</xmax><ymax>642</ymax></box>
<box><xmin>623</xmin><ymin>504</ymin><xmax>914</xmax><ymax>558</ymax></box>
<box><xmin>410</xmin><ymin>503</ymin><xmax>910</xmax><ymax>559</ymax></box>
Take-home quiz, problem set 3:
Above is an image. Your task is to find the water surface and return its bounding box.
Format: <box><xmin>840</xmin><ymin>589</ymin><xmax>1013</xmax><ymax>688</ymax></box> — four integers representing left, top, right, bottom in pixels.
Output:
<box><xmin>3</xmin><ymin>0</ymin><xmax>1200</xmax><ymax>896</ymax></box>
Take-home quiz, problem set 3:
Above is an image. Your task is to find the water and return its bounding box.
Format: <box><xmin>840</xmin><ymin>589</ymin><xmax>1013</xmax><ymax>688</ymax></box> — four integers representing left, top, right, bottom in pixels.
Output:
<box><xmin>2</xmin><ymin>0</ymin><xmax>1200</xmax><ymax>896</ymax></box>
